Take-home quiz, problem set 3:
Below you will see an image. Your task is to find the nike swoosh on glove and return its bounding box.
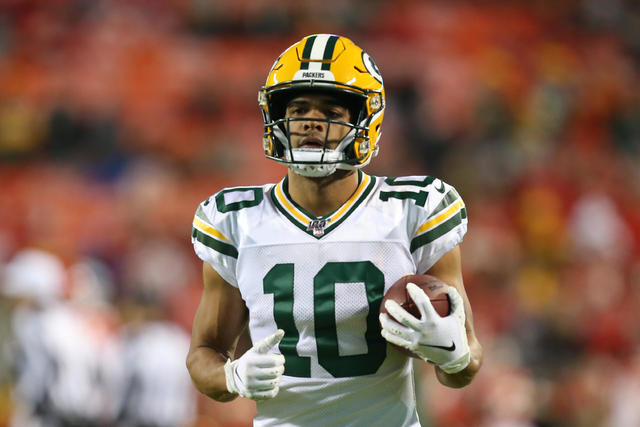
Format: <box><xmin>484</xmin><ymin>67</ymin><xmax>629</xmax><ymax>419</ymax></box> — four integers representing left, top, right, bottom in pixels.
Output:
<box><xmin>379</xmin><ymin>283</ymin><xmax>470</xmax><ymax>374</ymax></box>
<box><xmin>224</xmin><ymin>329</ymin><xmax>286</xmax><ymax>400</ymax></box>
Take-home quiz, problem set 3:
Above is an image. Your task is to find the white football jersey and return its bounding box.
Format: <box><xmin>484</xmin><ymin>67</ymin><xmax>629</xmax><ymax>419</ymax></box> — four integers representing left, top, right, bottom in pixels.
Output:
<box><xmin>191</xmin><ymin>171</ymin><xmax>467</xmax><ymax>427</ymax></box>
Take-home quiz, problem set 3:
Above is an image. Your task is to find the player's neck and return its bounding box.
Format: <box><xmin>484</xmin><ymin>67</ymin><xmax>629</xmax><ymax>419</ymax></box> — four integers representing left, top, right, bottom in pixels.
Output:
<box><xmin>287</xmin><ymin>169</ymin><xmax>359</xmax><ymax>217</ymax></box>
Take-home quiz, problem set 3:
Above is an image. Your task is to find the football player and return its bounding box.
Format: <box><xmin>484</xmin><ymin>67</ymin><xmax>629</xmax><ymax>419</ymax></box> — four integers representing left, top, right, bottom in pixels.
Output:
<box><xmin>187</xmin><ymin>34</ymin><xmax>483</xmax><ymax>426</ymax></box>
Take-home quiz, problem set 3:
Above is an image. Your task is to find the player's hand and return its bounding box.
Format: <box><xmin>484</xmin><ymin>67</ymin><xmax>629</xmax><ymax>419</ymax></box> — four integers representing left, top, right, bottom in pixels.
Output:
<box><xmin>379</xmin><ymin>283</ymin><xmax>470</xmax><ymax>373</ymax></box>
<box><xmin>224</xmin><ymin>329</ymin><xmax>285</xmax><ymax>400</ymax></box>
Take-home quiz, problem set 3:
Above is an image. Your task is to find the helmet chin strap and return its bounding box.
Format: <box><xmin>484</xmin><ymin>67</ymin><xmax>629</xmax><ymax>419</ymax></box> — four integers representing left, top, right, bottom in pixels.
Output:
<box><xmin>289</xmin><ymin>157</ymin><xmax>338</xmax><ymax>177</ymax></box>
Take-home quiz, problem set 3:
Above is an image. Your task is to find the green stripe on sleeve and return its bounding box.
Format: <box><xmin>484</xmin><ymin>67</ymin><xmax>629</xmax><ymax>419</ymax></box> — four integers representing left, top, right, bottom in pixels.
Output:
<box><xmin>429</xmin><ymin>189</ymin><xmax>461</xmax><ymax>218</ymax></box>
<box><xmin>192</xmin><ymin>228</ymin><xmax>238</xmax><ymax>259</ymax></box>
<box><xmin>410</xmin><ymin>208</ymin><xmax>466</xmax><ymax>252</ymax></box>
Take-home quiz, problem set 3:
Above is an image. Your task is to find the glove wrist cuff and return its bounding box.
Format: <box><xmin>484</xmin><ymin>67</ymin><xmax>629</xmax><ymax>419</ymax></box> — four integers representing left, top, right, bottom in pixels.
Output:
<box><xmin>224</xmin><ymin>358</ymin><xmax>239</xmax><ymax>395</ymax></box>
<box><xmin>438</xmin><ymin>351</ymin><xmax>471</xmax><ymax>374</ymax></box>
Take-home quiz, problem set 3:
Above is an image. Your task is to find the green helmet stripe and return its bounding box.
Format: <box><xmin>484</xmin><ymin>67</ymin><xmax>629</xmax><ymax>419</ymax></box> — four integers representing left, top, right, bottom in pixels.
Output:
<box><xmin>300</xmin><ymin>35</ymin><xmax>317</xmax><ymax>70</ymax></box>
<box><xmin>321</xmin><ymin>36</ymin><xmax>339</xmax><ymax>70</ymax></box>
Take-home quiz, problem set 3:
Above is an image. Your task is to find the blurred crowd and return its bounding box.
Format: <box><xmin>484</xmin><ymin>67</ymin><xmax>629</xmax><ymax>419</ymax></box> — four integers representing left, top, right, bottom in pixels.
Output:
<box><xmin>1</xmin><ymin>0</ymin><xmax>639</xmax><ymax>426</ymax></box>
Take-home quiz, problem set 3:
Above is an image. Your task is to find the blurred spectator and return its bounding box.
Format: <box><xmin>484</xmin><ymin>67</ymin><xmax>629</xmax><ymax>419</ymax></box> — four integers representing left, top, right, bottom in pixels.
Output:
<box><xmin>117</xmin><ymin>291</ymin><xmax>196</xmax><ymax>427</ymax></box>
<box><xmin>1</xmin><ymin>248</ymin><xmax>66</xmax><ymax>426</ymax></box>
<box><xmin>1</xmin><ymin>251</ymin><xmax>125</xmax><ymax>427</ymax></box>
<box><xmin>568</xmin><ymin>191</ymin><xmax>632</xmax><ymax>261</ymax></box>
<box><xmin>0</xmin><ymin>99</ymin><xmax>45</xmax><ymax>161</ymax></box>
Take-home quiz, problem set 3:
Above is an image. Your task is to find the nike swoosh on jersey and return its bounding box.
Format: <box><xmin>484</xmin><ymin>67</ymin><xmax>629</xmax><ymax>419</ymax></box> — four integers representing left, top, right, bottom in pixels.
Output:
<box><xmin>423</xmin><ymin>342</ymin><xmax>456</xmax><ymax>352</ymax></box>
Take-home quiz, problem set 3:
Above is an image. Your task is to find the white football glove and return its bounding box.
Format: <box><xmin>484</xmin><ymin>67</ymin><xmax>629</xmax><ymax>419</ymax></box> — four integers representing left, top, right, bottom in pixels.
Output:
<box><xmin>224</xmin><ymin>329</ymin><xmax>286</xmax><ymax>400</ymax></box>
<box><xmin>379</xmin><ymin>283</ymin><xmax>470</xmax><ymax>374</ymax></box>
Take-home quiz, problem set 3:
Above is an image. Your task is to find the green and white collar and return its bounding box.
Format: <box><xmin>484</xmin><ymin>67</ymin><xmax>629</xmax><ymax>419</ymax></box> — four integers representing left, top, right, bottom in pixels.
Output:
<box><xmin>271</xmin><ymin>171</ymin><xmax>376</xmax><ymax>239</ymax></box>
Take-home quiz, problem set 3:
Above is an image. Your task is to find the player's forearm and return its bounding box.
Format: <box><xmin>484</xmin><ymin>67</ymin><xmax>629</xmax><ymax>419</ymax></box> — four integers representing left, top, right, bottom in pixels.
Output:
<box><xmin>435</xmin><ymin>338</ymin><xmax>482</xmax><ymax>388</ymax></box>
<box><xmin>186</xmin><ymin>346</ymin><xmax>236</xmax><ymax>402</ymax></box>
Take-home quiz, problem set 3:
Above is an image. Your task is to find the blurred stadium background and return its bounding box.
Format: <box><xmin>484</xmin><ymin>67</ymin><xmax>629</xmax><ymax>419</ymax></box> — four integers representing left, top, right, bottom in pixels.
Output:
<box><xmin>0</xmin><ymin>0</ymin><xmax>639</xmax><ymax>426</ymax></box>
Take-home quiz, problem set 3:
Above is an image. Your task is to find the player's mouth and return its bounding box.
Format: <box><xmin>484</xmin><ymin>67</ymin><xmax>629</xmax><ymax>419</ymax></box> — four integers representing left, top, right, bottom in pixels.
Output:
<box><xmin>299</xmin><ymin>136</ymin><xmax>325</xmax><ymax>149</ymax></box>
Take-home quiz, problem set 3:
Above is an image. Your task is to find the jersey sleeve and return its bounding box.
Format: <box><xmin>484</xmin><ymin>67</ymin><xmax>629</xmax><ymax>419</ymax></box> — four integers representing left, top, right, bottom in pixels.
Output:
<box><xmin>190</xmin><ymin>197</ymin><xmax>239</xmax><ymax>288</ymax></box>
<box><xmin>406</xmin><ymin>177</ymin><xmax>468</xmax><ymax>274</ymax></box>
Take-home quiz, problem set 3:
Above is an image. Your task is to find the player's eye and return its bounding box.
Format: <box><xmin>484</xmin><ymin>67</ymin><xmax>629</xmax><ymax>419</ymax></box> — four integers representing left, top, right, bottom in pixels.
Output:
<box><xmin>287</xmin><ymin>106</ymin><xmax>307</xmax><ymax>116</ymax></box>
<box><xmin>327</xmin><ymin>108</ymin><xmax>346</xmax><ymax>120</ymax></box>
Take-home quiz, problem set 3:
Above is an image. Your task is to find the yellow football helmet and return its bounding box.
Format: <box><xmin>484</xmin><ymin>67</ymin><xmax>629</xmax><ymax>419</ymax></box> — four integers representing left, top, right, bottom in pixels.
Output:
<box><xmin>259</xmin><ymin>34</ymin><xmax>386</xmax><ymax>177</ymax></box>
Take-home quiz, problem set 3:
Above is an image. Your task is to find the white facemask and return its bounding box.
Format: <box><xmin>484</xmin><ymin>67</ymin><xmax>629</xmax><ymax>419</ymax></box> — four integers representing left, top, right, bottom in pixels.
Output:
<box><xmin>276</xmin><ymin>126</ymin><xmax>358</xmax><ymax>177</ymax></box>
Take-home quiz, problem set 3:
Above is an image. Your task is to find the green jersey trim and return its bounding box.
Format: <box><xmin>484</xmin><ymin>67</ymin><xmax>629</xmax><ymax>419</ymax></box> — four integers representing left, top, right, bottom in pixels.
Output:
<box><xmin>410</xmin><ymin>207</ymin><xmax>467</xmax><ymax>252</ymax></box>
<box><xmin>192</xmin><ymin>227</ymin><xmax>239</xmax><ymax>259</ymax></box>
<box><xmin>271</xmin><ymin>170</ymin><xmax>376</xmax><ymax>239</ymax></box>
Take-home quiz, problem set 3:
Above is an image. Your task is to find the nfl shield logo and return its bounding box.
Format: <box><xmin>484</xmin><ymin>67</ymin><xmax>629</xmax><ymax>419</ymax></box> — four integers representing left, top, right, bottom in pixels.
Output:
<box><xmin>307</xmin><ymin>218</ymin><xmax>331</xmax><ymax>237</ymax></box>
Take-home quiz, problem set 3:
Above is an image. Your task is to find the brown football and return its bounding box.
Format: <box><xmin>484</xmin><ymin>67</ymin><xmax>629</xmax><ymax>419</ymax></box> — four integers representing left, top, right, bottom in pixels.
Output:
<box><xmin>380</xmin><ymin>274</ymin><xmax>451</xmax><ymax>357</ymax></box>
